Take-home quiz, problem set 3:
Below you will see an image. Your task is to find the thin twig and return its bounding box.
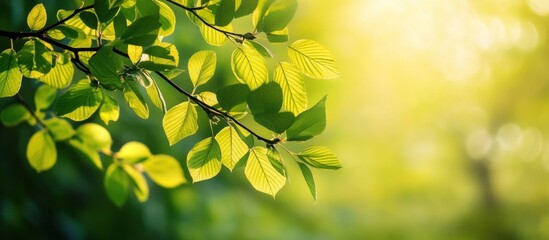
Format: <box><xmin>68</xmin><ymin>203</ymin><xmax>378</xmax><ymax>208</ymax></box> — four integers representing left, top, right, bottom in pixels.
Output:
<box><xmin>15</xmin><ymin>94</ymin><xmax>47</xmax><ymax>129</ymax></box>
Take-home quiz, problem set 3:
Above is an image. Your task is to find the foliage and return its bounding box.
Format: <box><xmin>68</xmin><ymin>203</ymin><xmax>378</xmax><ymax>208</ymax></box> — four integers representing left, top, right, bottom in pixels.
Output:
<box><xmin>0</xmin><ymin>0</ymin><xmax>341</xmax><ymax>205</ymax></box>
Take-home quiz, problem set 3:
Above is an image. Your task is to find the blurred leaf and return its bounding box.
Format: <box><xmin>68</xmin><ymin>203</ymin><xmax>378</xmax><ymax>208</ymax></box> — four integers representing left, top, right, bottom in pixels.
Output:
<box><xmin>215</xmin><ymin>126</ymin><xmax>249</xmax><ymax>171</ymax></box>
<box><xmin>157</xmin><ymin>0</ymin><xmax>176</xmax><ymax>36</ymax></box>
<box><xmin>99</xmin><ymin>93</ymin><xmax>120</xmax><ymax>125</ymax></box>
<box><xmin>247</xmin><ymin>82</ymin><xmax>283</xmax><ymax>114</ymax></box>
<box><xmin>34</xmin><ymin>85</ymin><xmax>57</xmax><ymax>110</ymax></box>
<box><xmin>288</xmin><ymin>39</ymin><xmax>340</xmax><ymax>79</ymax></box>
<box><xmin>215</xmin><ymin>0</ymin><xmax>235</xmax><ymax>26</ymax></box>
<box><xmin>297</xmin><ymin>146</ymin><xmax>341</xmax><ymax>170</ymax></box>
<box><xmin>44</xmin><ymin>118</ymin><xmax>75</xmax><ymax>141</ymax></box>
<box><xmin>274</xmin><ymin>62</ymin><xmax>306</xmax><ymax>114</ymax></box>
<box><xmin>0</xmin><ymin>49</ymin><xmax>22</xmax><ymax>98</ymax></box>
<box><xmin>26</xmin><ymin>130</ymin><xmax>57</xmax><ymax>173</ymax></box>
<box><xmin>216</xmin><ymin>84</ymin><xmax>250</xmax><ymax>113</ymax></box>
<box><xmin>38</xmin><ymin>53</ymin><xmax>74</xmax><ymax>89</ymax></box>
<box><xmin>68</xmin><ymin>138</ymin><xmax>103</xmax><ymax>169</ymax></box>
<box><xmin>123</xmin><ymin>80</ymin><xmax>149</xmax><ymax>119</ymax></box>
<box><xmin>18</xmin><ymin>39</ymin><xmax>53</xmax><ymax>79</ymax></box>
<box><xmin>187</xmin><ymin>137</ymin><xmax>222</xmax><ymax>182</ymax></box>
<box><xmin>286</xmin><ymin>96</ymin><xmax>326</xmax><ymax>141</ymax></box>
<box><xmin>116</xmin><ymin>141</ymin><xmax>152</xmax><ymax>164</ymax></box>
<box><xmin>262</xmin><ymin>0</ymin><xmax>297</xmax><ymax>33</ymax></box>
<box><xmin>75</xmin><ymin>123</ymin><xmax>113</xmax><ymax>153</ymax></box>
<box><xmin>104</xmin><ymin>163</ymin><xmax>130</xmax><ymax>207</ymax></box>
<box><xmin>231</xmin><ymin>46</ymin><xmax>268</xmax><ymax>90</ymax></box>
<box><xmin>89</xmin><ymin>47</ymin><xmax>124</xmax><ymax>90</ymax></box>
<box><xmin>162</xmin><ymin>101</ymin><xmax>198</xmax><ymax>146</ymax></box>
<box><xmin>188</xmin><ymin>50</ymin><xmax>216</xmax><ymax>88</ymax></box>
<box><xmin>252</xmin><ymin>0</ymin><xmax>275</xmax><ymax>31</ymax></box>
<box><xmin>235</xmin><ymin>0</ymin><xmax>259</xmax><ymax>18</ymax></box>
<box><xmin>297</xmin><ymin>162</ymin><xmax>316</xmax><ymax>201</ymax></box>
<box><xmin>245</xmin><ymin>146</ymin><xmax>285</xmax><ymax>197</ymax></box>
<box><xmin>27</xmin><ymin>3</ymin><xmax>47</xmax><ymax>31</ymax></box>
<box><xmin>1</xmin><ymin>104</ymin><xmax>30</xmax><ymax>127</ymax></box>
<box><xmin>254</xmin><ymin>112</ymin><xmax>294</xmax><ymax>133</ymax></box>
<box><xmin>266</xmin><ymin>28</ymin><xmax>288</xmax><ymax>43</ymax></box>
<box><xmin>56</xmin><ymin>79</ymin><xmax>103</xmax><ymax>121</ymax></box>
<box><xmin>143</xmin><ymin>154</ymin><xmax>187</xmax><ymax>188</ymax></box>
<box><xmin>122</xmin><ymin>164</ymin><xmax>149</xmax><ymax>202</ymax></box>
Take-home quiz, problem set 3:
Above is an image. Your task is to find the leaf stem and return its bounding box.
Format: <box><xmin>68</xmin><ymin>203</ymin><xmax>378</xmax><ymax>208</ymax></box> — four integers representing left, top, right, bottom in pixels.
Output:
<box><xmin>15</xmin><ymin>94</ymin><xmax>47</xmax><ymax>129</ymax></box>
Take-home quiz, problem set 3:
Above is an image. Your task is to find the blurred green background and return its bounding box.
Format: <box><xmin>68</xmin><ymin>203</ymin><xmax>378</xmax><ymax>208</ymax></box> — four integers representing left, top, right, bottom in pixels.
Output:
<box><xmin>3</xmin><ymin>0</ymin><xmax>549</xmax><ymax>239</ymax></box>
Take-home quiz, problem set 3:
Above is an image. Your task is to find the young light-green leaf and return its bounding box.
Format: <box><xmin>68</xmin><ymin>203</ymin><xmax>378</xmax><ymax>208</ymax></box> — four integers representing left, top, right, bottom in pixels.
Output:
<box><xmin>288</xmin><ymin>39</ymin><xmax>341</xmax><ymax>79</ymax></box>
<box><xmin>44</xmin><ymin>118</ymin><xmax>75</xmax><ymax>141</ymax></box>
<box><xmin>297</xmin><ymin>162</ymin><xmax>316</xmax><ymax>201</ymax></box>
<box><xmin>196</xmin><ymin>91</ymin><xmax>218</xmax><ymax>107</ymax></box>
<box><xmin>68</xmin><ymin>139</ymin><xmax>103</xmax><ymax>170</ymax></box>
<box><xmin>104</xmin><ymin>163</ymin><xmax>130</xmax><ymax>207</ymax></box>
<box><xmin>245</xmin><ymin>146</ymin><xmax>286</xmax><ymax>197</ymax></box>
<box><xmin>123</xmin><ymin>80</ymin><xmax>149</xmax><ymax>119</ymax></box>
<box><xmin>1</xmin><ymin>104</ymin><xmax>30</xmax><ymax>127</ymax></box>
<box><xmin>127</xmin><ymin>45</ymin><xmax>143</xmax><ymax>65</ymax></box>
<box><xmin>267</xmin><ymin>147</ymin><xmax>286</xmax><ymax>176</ymax></box>
<box><xmin>157</xmin><ymin>0</ymin><xmax>176</xmax><ymax>36</ymax></box>
<box><xmin>0</xmin><ymin>49</ymin><xmax>22</xmax><ymax>98</ymax></box>
<box><xmin>262</xmin><ymin>0</ymin><xmax>297</xmax><ymax>33</ymax></box>
<box><xmin>143</xmin><ymin>154</ymin><xmax>187</xmax><ymax>188</ymax></box>
<box><xmin>27</xmin><ymin>3</ymin><xmax>47</xmax><ymax>31</ymax></box>
<box><xmin>145</xmin><ymin>77</ymin><xmax>167</xmax><ymax>112</ymax></box>
<box><xmin>162</xmin><ymin>101</ymin><xmax>198</xmax><ymax>146</ymax></box>
<box><xmin>122</xmin><ymin>164</ymin><xmax>149</xmax><ymax>202</ymax></box>
<box><xmin>99</xmin><ymin>93</ymin><xmax>120</xmax><ymax>125</ymax></box>
<box><xmin>231</xmin><ymin>46</ymin><xmax>268</xmax><ymax>90</ymax></box>
<box><xmin>116</xmin><ymin>141</ymin><xmax>152</xmax><ymax>164</ymax></box>
<box><xmin>138</xmin><ymin>42</ymin><xmax>179</xmax><ymax>71</ymax></box>
<box><xmin>76</xmin><ymin>123</ymin><xmax>113</xmax><ymax>154</ymax></box>
<box><xmin>274</xmin><ymin>62</ymin><xmax>307</xmax><ymax>115</ymax></box>
<box><xmin>187</xmin><ymin>137</ymin><xmax>222</xmax><ymax>182</ymax></box>
<box><xmin>38</xmin><ymin>53</ymin><xmax>74</xmax><ymax>89</ymax></box>
<box><xmin>188</xmin><ymin>50</ymin><xmax>216</xmax><ymax>88</ymax></box>
<box><xmin>215</xmin><ymin>126</ymin><xmax>249</xmax><ymax>171</ymax></box>
<box><xmin>26</xmin><ymin>130</ymin><xmax>57</xmax><ymax>173</ymax></box>
<box><xmin>56</xmin><ymin>79</ymin><xmax>103</xmax><ymax>121</ymax></box>
<box><xmin>286</xmin><ymin>96</ymin><xmax>326</xmax><ymax>141</ymax></box>
<box><xmin>297</xmin><ymin>146</ymin><xmax>341</xmax><ymax>170</ymax></box>
<box><xmin>34</xmin><ymin>85</ymin><xmax>57</xmax><ymax>111</ymax></box>
<box><xmin>199</xmin><ymin>21</ymin><xmax>231</xmax><ymax>46</ymax></box>
<box><xmin>18</xmin><ymin>39</ymin><xmax>53</xmax><ymax>79</ymax></box>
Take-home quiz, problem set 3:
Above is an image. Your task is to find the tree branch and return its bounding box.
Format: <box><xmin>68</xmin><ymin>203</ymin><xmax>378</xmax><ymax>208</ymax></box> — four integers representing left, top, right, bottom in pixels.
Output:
<box><xmin>39</xmin><ymin>5</ymin><xmax>94</xmax><ymax>34</ymax></box>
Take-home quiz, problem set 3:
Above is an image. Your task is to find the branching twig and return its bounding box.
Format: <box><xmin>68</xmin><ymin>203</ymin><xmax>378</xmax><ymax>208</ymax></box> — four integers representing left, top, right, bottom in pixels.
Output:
<box><xmin>15</xmin><ymin>94</ymin><xmax>47</xmax><ymax>129</ymax></box>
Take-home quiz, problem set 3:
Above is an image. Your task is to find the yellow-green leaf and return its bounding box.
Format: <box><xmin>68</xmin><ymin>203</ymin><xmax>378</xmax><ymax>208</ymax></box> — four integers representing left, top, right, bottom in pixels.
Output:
<box><xmin>162</xmin><ymin>101</ymin><xmax>198</xmax><ymax>146</ymax></box>
<box><xmin>104</xmin><ymin>163</ymin><xmax>130</xmax><ymax>207</ymax></box>
<box><xmin>17</xmin><ymin>39</ymin><xmax>53</xmax><ymax>79</ymax></box>
<box><xmin>34</xmin><ymin>84</ymin><xmax>57</xmax><ymax>110</ymax></box>
<box><xmin>288</xmin><ymin>39</ymin><xmax>340</xmax><ymax>79</ymax></box>
<box><xmin>187</xmin><ymin>137</ymin><xmax>222</xmax><ymax>182</ymax></box>
<box><xmin>116</xmin><ymin>141</ymin><xmax>152</xmax><ymax>164</ymax></box>
<box><xmin>274</xmin><ymin>62</ymin><xmax>306</xmax><ymax>114</ymax></box>
<box><xmin>44</xmin><ymin>118</ymin><xmax>75</xmax><ymax>141</ymax></box>
<box><xmin>38</xmin><ymin>53</ymin><xmax>74</xmax><ymax>89</ymax></box>
<box><xmin>215</xmin><ymin>126</ymin><xmax>249</xmax><ymax>171</ymax></box>
<box><xmin>158</xmin><ymin>0</ymin><xmax>176</xmax><ymax>36</ymax></box>
<box><xmin>76</xmin><ymin>123</ymin><xmax>113</xmax><ymax>154</ymax></box>
<box><xmin>145</xmin><ymin>77</ymin><xmax>167</xmax><ymax>112</ymax></box>
<box><xmin>123</xmin><ymin>80</ymin><xmax>149</xmax><ymax>119</ymax></box>
<box><xmin>143</xmin><ymin>154</ymin><xmax>186</xmax><ymax>188</ymax></box>
<box><xmin>231</xmin><ymin>46</ymin><xmax>268</xmax><ymax>90</ymax></box>
<box><xmin>0</xmin><ymin>49</ymin><xmax>22</xmax><ymax>98</ymax></box>
<box><xmin>27</xmin><ymin>3</ymin><xmax>47</xmax><ymax>31</ymax></box>
<box><xmin>68</xmin><ymin>139</ymin><xmax>103</xmax><ymax>170</ymax></box>
<box><xmin>188</xmin><ymin>50</ymin><xmax>216</xmax><ymax>88</ymax></box>
<box><xmin>199</xmin><ymin>22</ymin><xmax>231</xmax><ymax>46</ymax></box>
<box><xmin>26</xmin><ymin>130</ymin><xmax>57</xmax><ymax>173</ymax></box>
<box><xmin>56</xmin><ymin>79</ymin><xmax>103</xmax><ymax>121</ymax></box>
<box><xmin>122</xmin><ymin>164</ymin><xmax>149</xmax><ymax>202</ymax></box>
<box><xmin>127</xmin><ymin>44</ymin><xmax>143</xmax><ymax>65</ymax></box>
<box><xmin>196</xmin><ymin>91</ymin><xmax>218</xmax><ymax>107</ymax></box>
<box><xmin>297</xmin><ymin>146</ymin><xmax>341</xmax><ymax>170</ymax></box>
<box><xmin>99</xmin><ymin>93</ymin><xmax>120</xmax><ymax>125</ymax></box>
<box><xmin>1</xmin><ymin>104</ymin><xmax>30</xmax><ymax>127</ymax></box>
<box><xmin>297</xmin><ymin>162</ymin><xmax>316</xmax><ymax>201</ymax></box>
<box><xmin>245</xmin><ymin>147</ymin><xmax>286</xmax><ymax>197</ymax></box>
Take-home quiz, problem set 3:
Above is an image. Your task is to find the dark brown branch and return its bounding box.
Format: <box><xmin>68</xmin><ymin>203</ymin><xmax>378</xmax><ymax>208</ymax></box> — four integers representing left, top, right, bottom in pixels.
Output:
<box><xmin>39</xmin><ymin>5</ymin><xmax>94</xmax><ymax>34</ymax></box>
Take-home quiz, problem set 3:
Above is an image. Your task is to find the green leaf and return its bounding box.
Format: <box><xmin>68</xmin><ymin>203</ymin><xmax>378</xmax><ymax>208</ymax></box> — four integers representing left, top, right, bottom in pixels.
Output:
<box><xmin>245</xmin><ymin>146</ymin><xmax>285</xmax><ymax>197</ymax></box>
<box><xmin>215</xmin><ymin>0</ymin><xmax>235</xmax><ymax>26</ymax></box>
<box><xmin>48</xmin><ymin>25</ymin><xmax>83</xmax><ymax>40</ymax></box>
<box><xmin>262</xmin><ymin>0</ymin><xmax>297</xmax><ymax>33</ymax></box>
<box><xmin>162</xmin><ymin>101</ymin><xmax>198</xmax><ymax>146</ymax></box>
<box><xmin>122</xmin><ymin>164</ymin><xmax>149</xmax><ymax>202</ymax></box>
<box><xmin>244</xmin><ymin>41</ymin><xmax>273</xmax><ymax>58</ymax></box>
<box><xmin>266</xmin><ymin>27</ymin><xmax>288</xmax><ymax>43</ymax></box>
<box><xmin>254</xmin><ymin>112</ymin><xmax>294</xmax><ymax>133</ymax></box>
<box><xmin>68</xmin><ymin>139</ymin><xmax>103</xmax><ymax>169</ymax></box>
<box><xmin>27</xmin><ymin>3</ymin><xmax>47</xmax><ymax>31</ymax></box>
<box><xmin>135</xmin><ymin>0</ymin><xmax>160</xmax><ymax>17</ymax></box>
<box><xmin>274</xmin><ymin>62</ymin><xmax>306</xmax><ymax>114</ymax></box>
<box><xmin>99</xmin><ymin>93</ymin><xmax>120</xmax><ymax>125</ymax></box>
<box><xmin>79</xmin><ymin>11</ymin><xmax>98</xmax><ymax>29</ymax></box>
<box><xmin>143</xmin><ymin>154</ymin><xmax>187</xmax><ymax>188</ymax></box>
<box><xmin>127</xmin><ymin>45</ymin><xmax>142</xmax><ymax>65</ymax></box>
<box><xmin>56</xmin><ymin>79</ymin><xmax>103</xmax><ymax>121</ymax></box>
<box><xmin>267</xmin><ymin>147</ymin><xmax>285</xmax><ymax>176</ymax></box>
<box><xmin>34</xmin><ymin>85</ymin><xmax>57</xmax><ymax>110</ymax></box>
<box><xmin>297</xmin><ymin>162</ymin><xmax>316</xmax><ymax>201</ymax></box>
<box><xmin>38</xmin><ymin>53</ymin><xmax>74</xmax><ymax>89</ymax></box>
<box><xmin>297</xmin><ymin>146</ymin><xmax>341</xmax><ymax>169</ymax></box>
<box><xmin>26</xmin><ymin>130</ymin><xmax>57</xmax><ymax>173</ymax></box>
<box><xmin>286</xmin><ymin>96</ymin><xmax>326</xmax><ymax>141</ymax></box>
<box><xmin>231</xmin><ymin>46</ymin><xmax>268</xmax><ymax>90</ymax></box>
<box><xmin>215</xmin><ymin>126</ymin><xmax>249</xmax><ymax>171</ymax></box>
<box><xmin>252</xmin><ymin>0</ymin><xmax>275</xmax><ymax>31</ymax></box>
<box><xmin>123</xmin><ymin>79</ymin><xmax>149</xmax><ymax>119</ymax></box>
<box><xmin>199</xmin><ymin>22</ymin><xmax>232</xmax><ymax>46</ymax></box>
<box><xmin>1</xmin><ymin>104</ymin><xmax>30</xmax><ymax>127</ymax></box>
<box><xmin>188</xmin><ymin>50</ymin><xmax>216</xmax><ymax>88</ymax></box>
<box><xmin>89</xmin><ymin>47</ymin><xmax>124</xmax><ymax>90</ymax></box>
<box><xmin>288</xmin><ymin>39</ymin><xmax>341</xmax><ymax>79</ymax></box>
<box><xmin>44</xmin><ymin>118</ymin><xmax>75</xmax><ymax>141</ymax></box>
<box><xmin>159</xmin><ymin>68</ymin><xmax>185</xmax><ymax>80</ymax></box>
<box><xmin>196</xmin><ymin>91</ymin><xmax>218</xmax><ymax>107</ymax></box>
<box><xmin>104</xmin><ymin>163</ymin><xmax>130</xmax><ymax>207</ymax></box>
<box><xmin>116</xmin><ymin>141</ymin><xmax>152</xmax><ymax>164</ymax></box>
<box><xmin>247</xmin><ymin>82</ymin><xmax>282</xmax><ymax>114</ymax></box>
<box><xmin>95</xmin><ymin>0</ymin><xmax>120</xmax><ymax>23</ymax></box>
<box><xmin>0</xmin><ymin>49</ymin><xmax>23</xmax><ymax>98</ymax></box>
<box><xmin>158</xmin><ymin>0</ymin><xmax>176</xmax><ymax>36</ymax></box>
<box><xmin>187</xmin><ymin>137</ymin><xmax>222</xmax><ymax>182</ymax></box>
<box><xmin>216</xmin><ymin>84</ymin><xmax>250</xmax><ymax>113</ymax></box>
<box><xmin>121</xmin><ymin>15</ymin><xmax>161</xmax><ymax>46</ymax></box>
<box><xmin>138</xmin><ymin>42</ymin><xmax>179</xmax><ymax>71</ymax></box>
<box><xmin>235</xmin><ymin>0</ymin><xmax>259</xmax><ymax>18</ymax></box>
<box><xmin>113</xmin><ymin>13</ymin><xmax>128</xmax><ymax>38</ymax></box>
<box><xmin>18</xmin><ymin>39</ymin><xmax>53</xmax><ymax>79</ymax></box>
<box><xmin>145</xmin><ymin>77</ymin><xmax>167</xmax><ymax>112</ymax></box>
<box><xmin>76</xmin><ymin>123</ymin><xmax>113</xmax><ymax>154</ymax></box>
